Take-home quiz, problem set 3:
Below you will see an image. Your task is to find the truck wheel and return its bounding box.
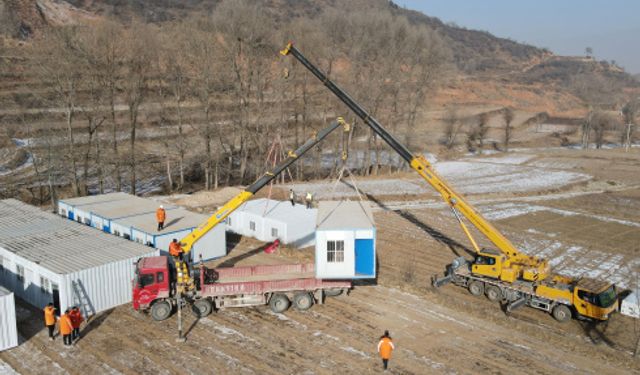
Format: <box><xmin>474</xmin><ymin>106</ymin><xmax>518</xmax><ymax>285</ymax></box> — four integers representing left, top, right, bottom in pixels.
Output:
<box><xmin>468</xmin><ymin>281</ymin><xmax>484</xmax><ymax>296</ymax></box>
<box><xmin>293</xmin><ymin>292</ymin><xmax>314</xmax><ymax>311</ymax></box>
<box><xmin>485</xmin><ymin>285</ymin><xmax>502</xmax><ymax>302</ymax></box>
<box><xmin>324</xmin><ymin>289</ymin><xmax>343</xmax><ymax>297</ymax></box>
<box><xmin>151</xmin><ymin>301</ymin><xmax>172</xmax><ymax>321</ymax></box>
<box><xmin>269</xmin><ymin>294</ymin><xmax>290</xmax><ymax>313</ymax></box>
<box><xmin>552</xmin><ymin>304</ymin><xmax>572</xmax><ymax>323</ymax></box>
<box><xmin>193</xmin><ymin>299</ymin><xmax>212</xmax><ymax>318</ymax></box>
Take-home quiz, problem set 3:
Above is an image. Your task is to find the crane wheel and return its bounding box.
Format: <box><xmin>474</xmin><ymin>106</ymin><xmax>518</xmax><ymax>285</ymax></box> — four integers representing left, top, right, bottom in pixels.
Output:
<box><xmin>293</xmin><ymin>292</ymin><xmax>314</xmax><ymax>311</ymax></box>
<box><xmin>151</xmin><ymin>301</ymin><xmax>173</xmax><ymax>321</ymax></box>
<box><xmin>269</xmin><ymin>293</ymin><xmax>290</xmax><ymax>313</ymax></box>
<box><xmin>193</xmin><ymin>299</ymin><xmax>213</xmax><ymax>318</ymax></box>
<box><xmin>485</xmin><ymin>285</ymin><xmax>502</xmax><ymax>302</ymax></box>
<box><xmin>552</xmin><ymin>304</ymin><xmax>572</xmax><ymax>323</ymax></box>
<box><xmin>468</xmin><ymin>281</ymin><xmax>484</xmax><ymax>296</ymax></box>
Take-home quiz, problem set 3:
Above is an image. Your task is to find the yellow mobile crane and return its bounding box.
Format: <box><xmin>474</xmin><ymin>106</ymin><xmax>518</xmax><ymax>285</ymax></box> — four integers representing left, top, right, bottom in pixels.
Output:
<box><xmin>173</xmin><ymin>118</ymin><xmax>350</xmax><ymax>290</ymax></box>
<box><xmin>281</xmin><ymin>42</ymin><xmax>617</xmax><ymax>322</ymax></box>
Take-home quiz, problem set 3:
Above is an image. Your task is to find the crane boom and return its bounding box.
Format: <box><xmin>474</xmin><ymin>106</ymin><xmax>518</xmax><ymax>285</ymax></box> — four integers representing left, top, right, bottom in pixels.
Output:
<box><xmin>180</xmin><ymin>118</ymin><xmax>348</xmax><ymax>254</ymax></box>
<box><xmin>281</xmin><ymin>42</ymin><xmax>549</xmax><ymax>282</ymax></box>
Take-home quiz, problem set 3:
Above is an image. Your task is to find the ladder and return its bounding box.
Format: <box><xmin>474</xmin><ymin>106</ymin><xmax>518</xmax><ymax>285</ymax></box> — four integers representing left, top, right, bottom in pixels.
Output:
<box><xmin>71</xmin><ymin>280</ymin><xmax>96</xmax><ymax>320</ymax></box>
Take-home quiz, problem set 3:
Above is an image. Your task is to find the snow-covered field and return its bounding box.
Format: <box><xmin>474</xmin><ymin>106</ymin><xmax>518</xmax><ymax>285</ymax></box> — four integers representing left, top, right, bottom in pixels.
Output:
<box><xmin>288</xmin><ymin>153</ymin><xmax>591</xmax><ymax>199</ymax></box>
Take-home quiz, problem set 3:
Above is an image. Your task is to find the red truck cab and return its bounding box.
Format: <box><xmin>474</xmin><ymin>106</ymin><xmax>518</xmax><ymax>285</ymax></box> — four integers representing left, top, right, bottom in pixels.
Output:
<box><xmin>132</xmin><ymin>256</ymin><xmax>172</xmax><ymax>311</ymax></box>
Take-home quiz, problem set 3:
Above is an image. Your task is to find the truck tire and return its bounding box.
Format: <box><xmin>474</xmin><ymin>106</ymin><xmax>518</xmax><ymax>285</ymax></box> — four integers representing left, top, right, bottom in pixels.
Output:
<box><xmin>293</xmin><ymin>292</ymin><xmax>314</xmax><ymax>311</ymax></box>
<box><xmin>151</xmin><ymin>301</ymin><xmax>172</xmax><ymax>321</ymax></box>
<box><xmin>468</xmin><ymin>281</ymin><xmax>484</xmax><ymax>296</ymax></box>
<box><xmin>552</xmin><ymin>304</ymin><xmax>572</xmax><ymax>323</ymax></box>
<box><xmin>193</xmin><ymin>299</ymin><xmax>213</xmax><ymax>318</ymax></box>
<box><xmin>485</xmin><ymin>285</ymin><xmax>502</xmax><ymax>302</ymax></box>
<box><xmin>269</xmin><ymin>294</ymin><xmax>290</xmax><ymax>313</ymax></box>
<box><xmin>324</xmin><ymin>289</ymin><xmax>343</xmax><ymax>297</ymax></box>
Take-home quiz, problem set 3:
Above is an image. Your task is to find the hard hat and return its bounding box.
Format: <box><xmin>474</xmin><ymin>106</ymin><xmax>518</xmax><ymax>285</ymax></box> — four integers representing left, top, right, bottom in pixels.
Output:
<box><xmin>160</xmin><ymin>205</ymin><xmax>164</xmax><ymax>209</ymax></box>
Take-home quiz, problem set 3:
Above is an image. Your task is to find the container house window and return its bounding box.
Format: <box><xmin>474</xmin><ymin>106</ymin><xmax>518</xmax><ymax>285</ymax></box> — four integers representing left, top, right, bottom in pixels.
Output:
<box><xmin>227</xmin><ymin>217</ymin><xmax>232</xmax><ymax>226</ymax></box>
<box><xmin>250</xmin><ymin>221</ymin><xmax>256</xmax><ymax>231</ymax></box>
<box><xmin>0</xmin><ymin>255</ymin><xmax>3</xmax><ymax>271</ymax></box>
<box><xmin>16</xmin><ymin>265</ymin><xmax>24</xmax><ymax>282</ymax></box>
<box><xmin>61</xmin><ymin>208</ymin><xmax>67</xmax><ymax>216</ymax></box>
<box><xmin>271</xmin><ymin>228</ymin><xmax>278</xmax><ymax>237</ymax></box>
<box><xmin>327</xmin><ymin>240</ymin><xmax>344</xmax><ymax>263</ymax></box>
<box><xmin>40</xmin><ymin>276</ymin><xmax>50</xmax><ymax>293</ymax></box>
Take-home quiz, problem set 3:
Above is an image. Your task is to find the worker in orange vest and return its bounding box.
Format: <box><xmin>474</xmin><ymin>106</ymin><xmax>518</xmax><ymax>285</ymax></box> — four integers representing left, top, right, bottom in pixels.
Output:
<box><xmin>156</xmin><ymin>205</ymin><xmax>166</xmax><ymax>231</ymax></box>
<box><xmin>70</xmin><ymin>306</ymin><xmax>84</xmax><ymax>341</ymax></box>
<box><xmin>59</xmin><ymin>309</ymin><xmax>74</xmax><ymax>346</ymax></box>
<box><xmin>43</xmin><ymin>303</ymin><xmax>57</xmax><ymax>340</ymax></box>
<box><xmin>169</xmin><ymin>238</ymin><xmax>184</xmax><ymax>260</ymax></box>
<box><xmin>377</xmin><ymin>330</ymin><xmax>395</xmax><ymax>371</ymax></box>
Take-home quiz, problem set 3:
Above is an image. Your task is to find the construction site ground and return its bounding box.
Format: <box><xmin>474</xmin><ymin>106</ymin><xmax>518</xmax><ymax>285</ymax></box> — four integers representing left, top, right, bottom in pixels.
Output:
<box><xmin>2</xmin><ymin>147</ymin><xmax>640</xmax><ymax>374</ymax></box>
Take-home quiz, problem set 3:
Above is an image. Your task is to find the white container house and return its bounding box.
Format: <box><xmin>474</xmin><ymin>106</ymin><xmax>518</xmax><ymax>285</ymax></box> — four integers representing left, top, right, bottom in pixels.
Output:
<box><xmin>315</xmin><ymin>200</ymin><xmax>376</xmax><ymax>279</ymax></box>
<box><xmin>58</xmin><ymin>193</ymin><xmax>174</xmax><ymax>233</ymax></box>
<box><xmin>0</xmin><ymin>286</ymin><xmax>18</xmax><ymax>351</ymax></box>
<box><xmin>621</xmin><ymin>290</ymin><xmax>639</xmax><ymax>319</ymax></box>
<box><xmin>0</xmin><ymin>199</ymin><xmax>158</xmax><ymax>318</ymax></box>
<box><xmin>110</xmin><ymin>208</ymin><xmax>226</xmax><ymax>262</ymax></box>
<box><xmin>226</xmin><ymin>198</ymin><xmax>317</xmax><ymax>248</ymax></box>
<box><xmin>57</xmin><ymin>192</ymin><xmax>131</xmax><ymax>223</ymax></box>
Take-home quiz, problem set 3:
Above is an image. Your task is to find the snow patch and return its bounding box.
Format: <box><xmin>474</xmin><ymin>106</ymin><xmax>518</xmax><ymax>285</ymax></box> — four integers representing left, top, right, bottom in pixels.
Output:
<box><xmin>340</xmin><ymin>346</ymin><xmax>370</xmax><ymax>359</ymax></box>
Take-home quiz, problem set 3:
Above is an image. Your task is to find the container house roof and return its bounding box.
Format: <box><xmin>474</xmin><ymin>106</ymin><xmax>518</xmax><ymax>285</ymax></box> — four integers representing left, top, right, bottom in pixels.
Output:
<box><xmin>0</xmin><ymin>199</ymin><xmax>157</xmax><ymax>274</ymax></box>
<box><xmin>58</xmin><ymin>192</ymin><xmax>132</xmax><ymax>207</ymax></box>
<box><xmin>316</xmin><ymin>200</ymin><xmax>375</xmax><ymax>230</ymax></box>
<box><xmin>67</xmin><ymin>194</ymin><xmax>174</xmax><ymax>219</ymax></box>
<box><xmin>237</xmin><ymin>198</ymin><xmax>317</xmax><ymax>222</ymax></box>
<box><xmin>114</xmin><ymin>207</ymin><xmax>211</xmax><ymax>235</ymax></box>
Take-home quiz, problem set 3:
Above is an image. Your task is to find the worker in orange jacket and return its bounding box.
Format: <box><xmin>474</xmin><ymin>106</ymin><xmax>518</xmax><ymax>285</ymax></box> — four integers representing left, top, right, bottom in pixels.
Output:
<box><xmin>70</xmin><ymin>306</ymin><xmax>84</xmax><ymax>341</ymax></box>
<box><xmin>59</xmin><ymin>309</ymin><xmax>74</xmax><ymax>346</ymax></box>
<box><xmin>377</xmin><ymin>330</ymin><xmax>395</xmax><ymax>371</ymax></box>
<box><xmin>156</xmin><ymin>205</ymin><xmax>166</xmax><ymax>231</ymax></box>
<box><xmin>169</xmin><ymin>238</ymin><xmax>184</xmax><ymax>260</ymax></box>
<box><xmin>43</xmin><ymin>303</ymin><xmax>57</xmax><ymax>340</ymax></box>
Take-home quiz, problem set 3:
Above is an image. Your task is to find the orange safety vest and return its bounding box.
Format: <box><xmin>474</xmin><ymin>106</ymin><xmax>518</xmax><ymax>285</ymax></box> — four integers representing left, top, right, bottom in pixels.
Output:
<box><xmin>169</xmin><ymin>242</ymin><xmax>183</xmax><ymax>257</ymax></box>
<box><xmin>378</xmin><ymin>337</ymin><xmax>395</xmax><ymax>360</ymax></box>
<box><xmin>156</xmin><ymin>208</ymin><xmax>166</xmax><ymax>223</ymax></box>
<box><xmin>44</xmin><ymin>306</ymin><xmax>56</xmax><ymax>326</ymax></box>
<box><xmin>59</xmin><ymin>314</ymin><xmax>73</xmax><ymax>335</ymax></box>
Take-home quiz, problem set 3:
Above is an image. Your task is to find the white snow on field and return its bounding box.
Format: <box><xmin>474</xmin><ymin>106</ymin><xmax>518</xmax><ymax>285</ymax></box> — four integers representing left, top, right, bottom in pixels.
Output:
<box><xmin>199</xmin><ymin>318</ymin><xmax>261</xmax><ymax>346</ymax></box>
<box><xmin>340</xmin><ymin>346</ymin><xmax>371</xmax><ymax>359</ymax></box>
<box><xmin>465</xmin><ymin>154</ymin><xmax>535</xmax><ymax>165</ymax></box>
<box><xmin>518</xmin><ymin>237</ymin><xmax>638</xmax><ymax>290</ymax></box>
<box><xmin>289</xmin><ymin>159</ymin><xmax>591</xmax><ymax>199</ymax></box>
<box><xmin>480</xmin><ymin>202</ymin><xmax>640</xmax><ymax>227</ymax></box>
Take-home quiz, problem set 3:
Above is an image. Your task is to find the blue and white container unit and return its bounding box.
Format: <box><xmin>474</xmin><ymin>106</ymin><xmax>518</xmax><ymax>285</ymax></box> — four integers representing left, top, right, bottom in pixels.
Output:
<box><xmin>315</xmin><ymin>200</ymin><xmax>376</xmax><ymax>279</ymax></box>
<box><xmin>110</xmin><ymin>208</ymin><xmax>226</xmax><ymax>262</ymax></box>
<box><xmin>58</xmin><ymin>193</ymin><xmax>174</xmax><ymax>233</ymax></box>
<box><xmin>58</xmin><ymin>192</ymin><xmax>131</xmax><ymax>224</ymax></box>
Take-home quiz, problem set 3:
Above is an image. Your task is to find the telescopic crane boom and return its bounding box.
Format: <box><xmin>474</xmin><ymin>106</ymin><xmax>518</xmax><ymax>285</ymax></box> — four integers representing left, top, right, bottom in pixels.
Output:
<box><xmin>280</xmin><ymin>42</ymin><xmax>549</xmax><ymax>283</ymax></box>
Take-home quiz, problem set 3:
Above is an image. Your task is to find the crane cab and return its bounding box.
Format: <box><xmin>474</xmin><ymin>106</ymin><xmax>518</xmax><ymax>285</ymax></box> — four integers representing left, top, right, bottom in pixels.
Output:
<box><xmin>471</xmin><ymin>250</ymin><xmax>504</xmax><ymax>279</ymax></box>
<box><xmin>573</xmin><ymin>279</ymin><xmax>617</xmax><ymax>320</ymax></box>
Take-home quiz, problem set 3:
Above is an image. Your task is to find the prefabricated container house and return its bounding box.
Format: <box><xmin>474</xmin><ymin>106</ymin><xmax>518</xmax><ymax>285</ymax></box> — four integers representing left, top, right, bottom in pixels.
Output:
<box><xmin>0</xmin><ymin>199</ymin><xmax>159</xmax><ymax>318</ymax></box>
<box><xmin>226</xmin><ymin>198</ymin><xmax>317</xmax><ymax>248</ymax></box>
<box><xmin>315</xmin><ymin>200</ymin><xmax>376</xmax><ymax>279</ymax></box>
<box><xmin>58</xmin><ymin>193</ymin><xmax>174</xmax><ymax>233</ymax></box>
<box><xmin>57</xmin><ymin>192</ymin><xmax>132</xmax><ymax>223</ymax></box>
<box><xmin>0</xmin><ymin>286</ymin><xmax>18</xmax><ymax>351</ymax></box>
<box><xmin>110</xmin><ymin>208</ymin><xmax>226</xmax><ymax>262</ymax></box>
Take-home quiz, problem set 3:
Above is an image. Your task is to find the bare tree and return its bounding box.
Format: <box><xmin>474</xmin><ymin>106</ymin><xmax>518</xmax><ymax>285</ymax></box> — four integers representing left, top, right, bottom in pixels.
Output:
<box><xmin>32</xmin><ymin>27</ymin><xmax>84</xmax><ymax>196</ymax></box>
<box><xmin>502</xmin><ymin>107</ymin><xmax>515</xmax><ymax>151</ymax></box>
<box><xmin>122</xmin><ymin>22</ymin><xmax>157</xmax><ymax>195</ymax></box>
<box><xmin>475</xmin><ymin>113</ymin><xmax>489</xmax><ymax>153</ymax></box>
<box><xmin>622</xmin><ymin>100</ymin><xmax>638</xmax><ymax>152</ymax></box>
<box><xmin>581</xmin><ymin>110</ymin><xmax>594</xmax><ymax>149</ymax></box>
<box><xmin>442</xmin><ymin>108</ymin><xmax>463</xmax><ymax>149</ymax></box>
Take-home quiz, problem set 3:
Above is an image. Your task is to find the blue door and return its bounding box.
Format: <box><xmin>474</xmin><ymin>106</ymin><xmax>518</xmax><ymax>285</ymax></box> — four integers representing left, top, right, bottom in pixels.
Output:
<box><xmin>68</xmin><ymin>211</ymin><xmax>74</xmax><ymax>220</ymax></box>
<box><xmin>355</xmin><ymin>239</ymin><xmax>374</xmax><ymax>277</ymax></box>
<box><xmin>103</xmin><ymin>222</ymin><xmax>110</xmax><ymax>233</ymax></box>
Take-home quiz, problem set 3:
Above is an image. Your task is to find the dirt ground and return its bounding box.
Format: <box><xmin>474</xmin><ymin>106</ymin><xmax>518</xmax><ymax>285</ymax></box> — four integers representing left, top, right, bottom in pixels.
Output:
<box><xmin>2</xmin><ymin>147</ymin><xmax>640</xmax><ymax>374</ymax></box>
